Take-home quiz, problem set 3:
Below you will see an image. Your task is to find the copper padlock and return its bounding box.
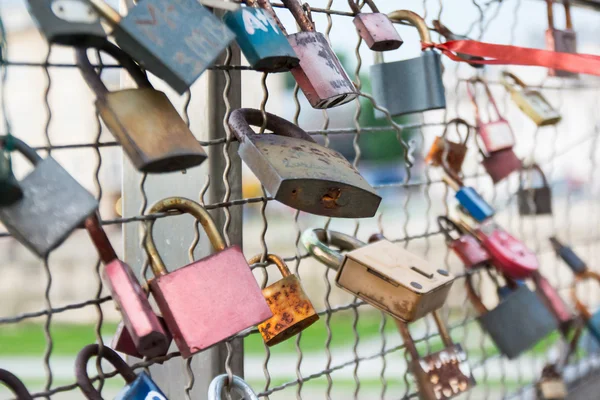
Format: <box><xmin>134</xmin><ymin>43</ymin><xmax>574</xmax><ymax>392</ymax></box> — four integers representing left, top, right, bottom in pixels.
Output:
<box><xmin>303</xmin><ymin>229</ymin><xmax>454</xmax><ymax>322</ymax></box>
<box><xmin>249</xmin><ymin>254</ymin><xmax>319</xmax><ymax>346</ymax></box>
<box><xmin>426</xmin><ymin>118</ymin><xmax>470</xmax><ymax>178</ymax></box>
<box><xmin>546</xmin><ymin>0</ymin><xmax>578</xmax><ymax>78</ymax></box>
<box><xmin>348</xmin><ymin>0</ymin><xmax>402</xmax><ymax>51</ymax></box>
<box><xmin>396</xmin><ymin>311</ymin><xmax>476</xmax><ymax>399</ymax></box>
<box><xmin>145</xmin><ymin>197</ymin><xmax>272</xmax><ymax>358</ymax></box>
<box><xmin>438</xmin><ymin>216</ymin><xmax>490</xmax><ymax>269</ymax></box>
<box><xmin>84</xmin><ymin>214</ymin><xmax>169</xmax><ymax>358</ymax></box>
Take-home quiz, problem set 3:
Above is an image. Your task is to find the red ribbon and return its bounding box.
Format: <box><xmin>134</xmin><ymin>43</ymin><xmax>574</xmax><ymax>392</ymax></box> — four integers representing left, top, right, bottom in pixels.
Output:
<box><xmin>422</xmin><ymin>40</ymin><xmax>600</xmax><ymax>76</ymax></box>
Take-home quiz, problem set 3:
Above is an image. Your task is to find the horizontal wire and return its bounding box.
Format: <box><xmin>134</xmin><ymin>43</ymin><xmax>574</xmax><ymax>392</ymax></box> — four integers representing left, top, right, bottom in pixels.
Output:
<box><xmin>0</xmin><ymin>296</ymin><xmax>111</xmax><ymax>324</ymax></box>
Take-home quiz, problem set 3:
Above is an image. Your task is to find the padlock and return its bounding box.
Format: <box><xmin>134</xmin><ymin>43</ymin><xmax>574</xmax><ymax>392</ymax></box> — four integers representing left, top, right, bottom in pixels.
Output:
<box><xmin>281</xmin><ymin>0</ymin><xmax>357</xmax><ymax>109</ymax></box>
<box><xmin>76</xmin><ymin>344</ymin><xmax>168</xmax><ymax>400</ymax></box>
<box><xmin>442</xmin><ymin>173</ymin><xmax>494</xmax><ymax>222</ymax></box>
<box><xmin>227</xmin><ymin>108</ymin><xmax>381</xmax><ymax>218</ymax></box>
<box><xmin>0</xmin><ymin>135</ymin><xmax>98</xmax><ymax>257</ymax></box>
<box><xmin>437</xmin><ymin>216</ymin><xmax>490</xmax><ymax>269</ymax></box>
<box><xmin>501</xmin><ymin>71</ymin><xmax>561</xmax><ymax>126</ymax></box>
<box><xmin>0</xmin><ymin>137</ymin><xmax>23</xmax><ymax>206</ymax></box>
<box><xmin>546</xmin><ymin>0</ymin><xmax>578</xmax><ymax>78</ymax></box>
<box><xmin>85</xmin><ymin>214</ymin><xmax>169</xmax><ymax>358</ymax></box>
<box><xmin>370</xmin><ymin>10</ymin><xmax>446</xmax><ymax>117</ymax></box>
<box><xmin>432</xmin><ymin>20</ymin><xmax>484</xmax><ymax>69</ymax></box>
<box><xmin>549</xmin><ymin>236</ymin><xmax>588</xmax><ymax>275</ymax></box>
<box><xmin>222</xmin><ymin>0</ymin><xmax>299</xmax><ymax>72</ymax></box>
<box><xmin>112</xmin><ymin>314</ymin><xmax>171</xmax><ymax>360</ymax></box>
<box><xmin>571</xmin><ymin>269</ymin><xmax>600</xmax><ymax>343</ymax></box>
<box><xmin>0</xmin><ymin>369</ymin><xmax>33</xmax><ymax>400</ymax></box>
<box><xmin>87</xmin><ymin>0</ymin><xmax>235</xmax><ymax>94</ymax></box>
<box><xmin>26</xmin><ymin>0</ymin><xmax>106</xmax><ymax>46</ymax></box>
<box><xmin>532</xmin><ymin>271</ymin><xmax>575</xmax><ymax>334</ymax></box>
<box><xmin>76</xmin><ymin>40</ymin><xmax>206</xmax><ymax>173</ymax></box>
<box><xmin>302</xmin><ymin>229</ymin><xmax>454</xmax><ymax>322</ymax></box>
<box><xmin>144</xmin><ymin>197</ymin><xmax>272</xmax><ymax>358</ymax></box>
<box><xmin>249</xmin><ymin>253</ymin><xmax>319</xmax><ymax>347</ymax></box>
<box><xmin>467</xmin><ymin>77</ymin><xmax>515</xmax><ymax>153</ymax></box>
<box><xmin>396</xmin><ymin>311</ymin><xmax>476</xmax><ymax>399</ymax></box>
<box><xmin>426</xmin><ymin>118</ymin><xmax>470</xmax><ymax>178</ymax></box>
<box><xmin>208</xmin><ymin>374</ymin><xmax>259</xmax><ymax>400</ymax></box>
<box><xmin>348</xmin><ymin>0</ymin><xmax>403</xmax><ymax>51</ymax></box>
<box><xmin>537</xmin><ymin>365</ymin><xmax>568</xmax><ymax>400</ymax></box>
<box><xmin>480</xmin><ymin>147</ymin><xmax>522</xmax><ymax>184</ymax></box>
<box><xmin>466</xmin><ymin>274</ymin><xmax>557</xmax><ymax>359</ymax></box>
<box><xmin>518</xmin><ymin>164</ymin><xmax>553</xmax><ymax>216</ymax></box>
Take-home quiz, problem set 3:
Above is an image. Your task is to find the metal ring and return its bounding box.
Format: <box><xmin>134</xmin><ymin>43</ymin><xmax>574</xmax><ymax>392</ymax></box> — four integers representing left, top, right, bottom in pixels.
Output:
<box><xmin>301</xmin><ymin>229</ymin><xmax>365</xmax><ymax>270</ymax></box>
<box><xmin>208</xmin><ymin>374</ymin><xmax>259</xmax><ymax>400</ymax></box>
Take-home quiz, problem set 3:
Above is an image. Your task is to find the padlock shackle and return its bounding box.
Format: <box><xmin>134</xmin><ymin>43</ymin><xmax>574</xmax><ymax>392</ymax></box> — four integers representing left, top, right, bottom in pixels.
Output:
<box><xmin>374</xmin><ymin>10</ymin><xmax>430</xmax><ymax>64</ymax></box>
<box><xmin>519</xmin><ymin>163</ymin><xmax>549</xmax><ymax>189</ymax></box>
<box><xmin>301</xmin><ymin>228</ymin><xmax>365</xmax><ymax>270</ymax></box>
<box><xmin>546</xmin><ymin>0</ymin><xmax>573</xmax><ymax>30</ymax></box>
<box><xmin>0</xmin><ymin>369</ymin><xmax>33</xmax><ymax>399</ymax></box>
<box><xmin>87</xmin><ymin>0</ymin><xmax>123</xmax><ymax>25</ymax></box>
<box><xmin>465</xmin><ymin>273</ymin><xmax>490</xmax><ymax>315</ymax></box>
<box><xmin>466</xmin><ymin>77</ymin><xmax>503</xmax><ymax>126</ymax></box>
<box><xmin>228</xmin><ymin>108</ymin><xmax>317</xmax><ymax>144</ymax></box>
<box><xmin>208</xmin><ymin>374</ymin><xmax>259</xmax><ymax>400</ymax></box>
<box><xmin>500</xmin><ymin>71</ymin><xmax>527</xmax><ymax>93</ymax></box>
<box><xmin>75</xmin><ymin>344</ymin><xmax>137</xmax><ymax>400</ymax></box>
<box><xmin>348</xmin><ymin>0</ymin><xmax>380</xmax><ymax>15</ymax></box>
<box><xmin>145</xmin><ymin>197</ymin><xmax>226</xmax><ymax>277</ymax></box>
<box><xmin>84</xmin><ymin>213</ymin><xmax>118</xmax><ymax>265</ymax></box>
<box><xmin>394</xmin><ymin>310</ymin><xmax>454</xmax><ymax>360</ymax></box>
<box><xmin>0</xmin><ymin>135</ymin><xmax>43</xmax><ymax>165</ymax></box>
<box><xmin>432</xmin><ymin>20</ymin><xmax>453</xmax><ymax>39</ymax></box>
<box><xmin>437</xmin><ymin>216</ymin><xmax>463</xmax><ymax>243</ymax></box>
<box><xmin>256</xmin><ymin>0</ymin><xmax>288</xmax><ymax>34</ymax></box>
<box><xmin>571</xmin><ymin>270</ymin><xmax>600</xmax><ymax>321</ymax></box>
<box><xmin>441</xmin><ymin>118</ymin><xmax>471</xmax><ymax>144</ymax></box>
<box><xmin>280</xmin><ymin>0</ymin><xmax>315</xmax><ymax>32</ymax></box>
<box><xmin>248</xmin><ymin>253</ymin><xmax>291</xmax><ymax>278</ymax></box>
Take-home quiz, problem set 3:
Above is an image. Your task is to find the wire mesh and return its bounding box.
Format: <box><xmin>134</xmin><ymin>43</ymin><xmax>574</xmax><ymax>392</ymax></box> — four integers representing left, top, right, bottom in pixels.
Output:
<box><xmin>1</xmin><ymin>0</ymin><xmax>600</xmax><ymax>399</ymax></box>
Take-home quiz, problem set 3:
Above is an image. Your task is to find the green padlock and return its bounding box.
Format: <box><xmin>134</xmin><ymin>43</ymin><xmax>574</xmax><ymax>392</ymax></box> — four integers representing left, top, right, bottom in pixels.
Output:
<box><xmin>0</xmin><ymin>135</ymin><xmax>23</xmax><ymax>206</ymax></box>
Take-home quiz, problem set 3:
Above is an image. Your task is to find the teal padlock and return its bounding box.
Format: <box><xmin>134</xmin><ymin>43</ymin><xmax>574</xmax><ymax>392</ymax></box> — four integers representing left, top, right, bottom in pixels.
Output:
<box><xmin>223</xmin><ymin>0</ymin><xmax>299</xmax><ymax>72</ymax></box>
<box><xmin>0</xmin><ymin>135</ymin><xmax>23</xmax><ymax>206</ymax></box>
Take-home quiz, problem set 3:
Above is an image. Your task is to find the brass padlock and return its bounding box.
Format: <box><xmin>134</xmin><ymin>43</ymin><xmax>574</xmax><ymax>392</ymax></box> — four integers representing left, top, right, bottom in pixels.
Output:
<box><xmin>396</xmin><ymin>311</ymin><xmax>476</xmax><ymax>399</ymax></box>
<box><xmin>501</xmin><ymin>71</ymin><xmax>561</xmax><ymax>126</ymax></box>
<box><xmin>426</xmin><ymin>118</ymin><xmax>470</xmax><ymax>178</ymax></box>
<box><xmin>302</xmin><ymin>229</ymin><xmax>454</xmax><ymax>322</ymax></box>
<box><xmin>76</xmin><ymin>39</ymin><xmax>206</xmax><ymax>173</ymax></box>
<box><xmin>227</xmin><ymin>108</ymin><xmax>381</xmax><ymax>218</ymax></box>
<box><xmin>249</xmin><ymin>254</ymin><xmax>319</xmax><ymax>346</ymax></box>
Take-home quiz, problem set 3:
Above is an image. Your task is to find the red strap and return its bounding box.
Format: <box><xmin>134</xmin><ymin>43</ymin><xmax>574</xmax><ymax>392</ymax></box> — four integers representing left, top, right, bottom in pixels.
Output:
<box><xmin>422</xmin><ymin>40</ymin><xmax>600</xmax><ymax>76</ymax></box>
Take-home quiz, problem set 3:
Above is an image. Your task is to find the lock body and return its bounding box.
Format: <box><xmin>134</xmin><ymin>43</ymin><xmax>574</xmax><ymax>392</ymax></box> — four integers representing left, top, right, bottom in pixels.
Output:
<box><xmin>546</xmin><ymin>29</ymin><xmax>578</xmax><ymax>78</ymax></box>
<box><xmin>112</xmin><ymin>318</ymin><xmax>171</xmax><ymax>360</ymax></box>
<box><xmin>150</xmin><ymin>246</ymin><xmax>272</xmax><ymax>358</ymax></box>
<box><xmin>258</xmin><ymin>275</ymin><xmax>319</xmax><ymax>346</ymax></box>
<box><xmin>0</xmin><ymin>157</ymin><xmax>98</xmax><ymax>257</ymax></box>
<box><xmin>353</xmin><ymin>13</ymin><xmax>402</xmax><ymax>51</ymax></box>
<box><xmin>585</xmin><ymin>311</ymin><xmax>600</xmax><ymax>343</ymax></box>
<box><xmin>537</xmin><ymin>377</ymin><xmax>568</xmax><ymax>400</ymax></box>
<box><xmin>535</xmin><ymin>274</ymin><xmax>574</xmax><ymax>333</ymax></box>
<box><xmin>449</xmin><ymin>235</ymin><xmax>490</xmax><ymax>269</ymax></box>
<box><xmin>512</xmin><ymin>89</ymin><xmax>561</xmax><ymax>126</ymax></box>
<box><xmin>288</xmin><ymin>32</ymin><xmax>357</xmax><ymax>109</ymax></box>
<box><xmin>371</xmin><ymin>51</ymin><xmax>446</xmax><ymax>117</ymax></box>
<box><xmin>336</xmin><ymin>240</ymin><xmax>454</xmax><ymax>322</ymax></box>
<box><xmin>103</xmin><ymin>260</ymin><xmax>169</xmax><ymax>358</ymax></box>
<box><xmin>455</xmin><ymin>187</ymin><xmax>494</xmax><ymax>222</ymax></box>
<box><xmin>223</xmin><ymin>7</ymin><xmax>299</xmax><ymax>72</ymax></box>
<box><xmin>98</xmin><ymin>88</ymin><xmax>206</xmax><ymax>173</ymax></box>
<box><xmin>425</xmin><ymin>137</ymin><xmax>467</xmax><ymax>177</ymax></box>
<box><xmin>482</xmin><ymin>148</ymin><xmax>522</xmax><ymax>184</ymax></box>
<box><xmin>550</xmin><ymin>238</ymin><xmax>588</xmax><ymax>275</ymax></box>
<box><xmin>479</xmin><ymin>120</ymin><xmax>515</xmax><ymax>153</ymax></box>
<box><xmin>518</xmin><ymin>186</ymin><xmax>552</xmax><ymax>215</ymax></box>
<box><xmin>26</xmin><ymin>0</ymin><xmax>106</xmax><ymax>46</ymax></box>
<box><xmin>0</xmin><ymin>150</ymin><xmax>22</xmax><ymax>206</ymax></box>
<box><xmin>115</xmin><ymin>371</ymin><xmax>167</xmax><ymax>400</ymax></box>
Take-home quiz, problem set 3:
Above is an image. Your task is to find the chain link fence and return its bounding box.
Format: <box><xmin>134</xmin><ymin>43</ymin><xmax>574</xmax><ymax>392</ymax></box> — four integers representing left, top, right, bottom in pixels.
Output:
<box><xmin>1</xmin><ymin>0</ymin><xmax>600</xmax><ymax>399</ymax></box>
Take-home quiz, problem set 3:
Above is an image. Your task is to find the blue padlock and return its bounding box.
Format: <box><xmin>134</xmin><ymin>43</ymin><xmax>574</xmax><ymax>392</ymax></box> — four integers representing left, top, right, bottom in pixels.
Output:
<box><xmin>223</xmin><ymin>2</ymin><xmax>299</xmax><ymax>72</ymax></box>
<box><xmin>76</xmin><ymin>344</ymin><xmax>168</xmax><ymax>400</ymax></box>
<box><xmin>443</xmin><ymin>173</ymin><xmax>494</xmax><ymax>222</ymax></box>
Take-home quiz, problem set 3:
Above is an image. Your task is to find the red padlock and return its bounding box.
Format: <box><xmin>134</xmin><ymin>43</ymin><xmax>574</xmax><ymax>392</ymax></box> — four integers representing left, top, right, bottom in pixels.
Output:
<box><xmin>438</xmin><ymin>216</ymin><xmax>490</xmax><ymax>269</ymax></box>
<box><xmin>480</xmin><ymin>147</ymin><xmax>522</xmax><ymax>184</ymax></box>
<box><xmin>532</xmin><ymin>272</ymin><xmax>575</xmax><ymax>334</ymax></box>
<box><xmin>145</xmin><ymin>197</ymin><xmax>272</xmax><ymax>359</ymax></box>
<box><xmin>84</xmin><ymin>214</ymin><xmax>169</xmax><ymax>358</ymax></box>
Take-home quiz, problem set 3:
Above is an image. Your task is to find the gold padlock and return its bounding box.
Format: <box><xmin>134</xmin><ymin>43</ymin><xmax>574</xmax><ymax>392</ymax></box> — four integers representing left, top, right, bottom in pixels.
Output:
<box><xmin>501</xmin><ymin>71</ymin><xmax>561</xmax><ymax>126</ymax></box>
<box><xmin>249</xmin><ymin>254</ymin><xmax>319</xmax><ymax>346</ymax></box>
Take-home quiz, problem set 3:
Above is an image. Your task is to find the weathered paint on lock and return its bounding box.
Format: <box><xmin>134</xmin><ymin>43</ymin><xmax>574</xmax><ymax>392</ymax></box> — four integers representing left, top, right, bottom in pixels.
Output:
<box><xmin>415</xmin><ymin>345</ymin><xmax>475</xmax><ymax>400</ymax></box>
<box><xmin>426</xmin><ymin>137</ymin><xmax>467</xmax><ymax>176</ymax></box>
<box><xmin>112</xmin><ymin>317</ymin><xmax>171</xmax><ymax>360</ymax></box>
<box><xmin>223</xmin><ymin>7</ymin><xmax>299</xmax><ymax>72</ymax></box>
<box><xmin>349</xmin><ymin>0</ymin><xmax>402</xmax><ymax>52</ymax></box>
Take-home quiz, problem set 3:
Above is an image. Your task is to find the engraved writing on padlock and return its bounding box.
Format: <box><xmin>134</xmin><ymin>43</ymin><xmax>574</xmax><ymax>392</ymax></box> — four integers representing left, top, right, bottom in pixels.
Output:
<box><xmin>370</xmin><ymin>10</ymin><xmax>445</xmax><ymax>117</ymax></box>
<box><xmin>545</xmin><ymin>0</ymin><xmax>578</xmax><ymax>78</ymax></box>
<box><xmin>518</xmin><ymin>164</ymin><xmax>553</xmax><ymax>216</ymax></box>
<box><xmin>76</xmin><ymin>40</ymin><xmax>207</xmax><ymax>173</ymax></box>
<box><xmin>145</xmin><ymin>197</ymin><xmax>272</xmax><ymax>358</ymax></box>
<box><xmin>438</xmin><ymin>216</ymin><xmax>490</xmax><ymax>269</ymax></box>
<box><xmin>26</xmin><ymin>0</ymin><xmax>106</xmax><ymax>46</ymax></box>
<box><xmin>348</xmin><ymin>0</ymin><xmax>402</xmax><ymax>51</ymax></box>
<box><xmin>302</xmin><ymin>229</ymin><xmax>454</xmax><ymax>322</ymax></box>
<box><xmin>0</xmin><ymin>369</ymin><xmax>34</xmax><ymax>400</ymax></box>
<box><xmin>426</xmin><ymin>118</ymin><xmax>471</xmax><ymax>178</ymax></box>
<box><xmin>432</xmin><ymin>20</ymin><xmax>484</xmax><ymax>69</ymax></box>
<box><xmin>0</xmin><ymin>139</ymin><xmax>23</xmax><ymax>206</ymax></box>
<box><xmin>501</xmin><ymin>71</ymin><xmax>561</xmax><ymax>126</ymax></box>
<box><xmin>396</xmin><ymin>311</ymin><xmax>476</xmax><ymax>399</ymax></box>
<box><xmin>228</xmin><ymin>108</ymin><xmax>380</xmax><ymax>218</ymax></box>
<box><xmin>249</xmin><ymin>254</ymin><xmax>319</xmax><ymax>346</ymax></box>
<box><xmin>223</xmin><ymin>1</ymin><xmax>299</xmax><ymax>72</ymax></box>
<box><xmin>0</xmin><ymin>136</ymin><xmax>98</xmax><ymax>257</ymax></box>
<box><xmin>281</xmin><ymin>0</ymin><xmax>357</xmax><ymax>109</ymax></box>
<box><xmin>88</xmin><ymin>0</ymin><xmax>236</xmax><ymax>94</ymax></box>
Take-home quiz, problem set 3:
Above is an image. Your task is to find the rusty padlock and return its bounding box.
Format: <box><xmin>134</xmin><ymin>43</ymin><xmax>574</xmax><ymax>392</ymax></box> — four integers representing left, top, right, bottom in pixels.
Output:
<box><xmin>396</xmin><ymin>311</ymin><xmax>476</xmax><ymax>399</ymax></box>
<box><xmin>76</xmin><ymin>39</ymin><xmax>206</xmax><ymax>174</ymax></box>
<box><xmin>501</xmin><ymin>71</ymin><xmax>561</xmax><ymax>126</ymax></box>
<box><xmin>0</xmin><ymin>369</ymin><xmax>33</xmax><ymax>400</ymax></box>
<box><xmin>85</xmin><ymin>214</ymin><xmax>169</xmax><ymax>359</ymax></box>
<box><xmin>281</xmin><ymin>0</ymin><xmax>357</xmax><ymax>108</ymax></box>
<box><xmin>438</xmin><ymin>216</ymin><xmax>490</xmax><ymax>269</ymax></box>
<box><xmin>227</xmin><ymin>108</ymin><xmax>380</xmax><ymax>218</ymax></box>
<box><xmin>426</xmin><ymin>118</ymin><xmax>470</xmax><ymax>178</ymax></box>
<box><xmin>432</xmin><ymin>20</ymin><xmax>484</xmax><ymax>68</ymax></box>
<box><xmin>303</xmin><ymin>229</ymin><xmax>454</xmax><ymax>322</ymax></box>
<box><xmin>145</xmin><ymin>197</ymin><xmax>272</xmax><ymax>358</ymax></box>
<box><xmin>546</xmin><ymin>0</ymin><xmax>578</xmax><ymax>78</ymax></box>
<box><xmin>348</xmin><ymin>0</ymin><xmax>402</xmax><ymax>51</ymax></box>
<box><xmin>249</xmin><ymin>254</ymin><xmax>319</xmax><ymax>346</ymax></box>
<box><xmin>518</xmin><ymin>164</ymin><xmax>553</xmax><ymax>216</ymax></box>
